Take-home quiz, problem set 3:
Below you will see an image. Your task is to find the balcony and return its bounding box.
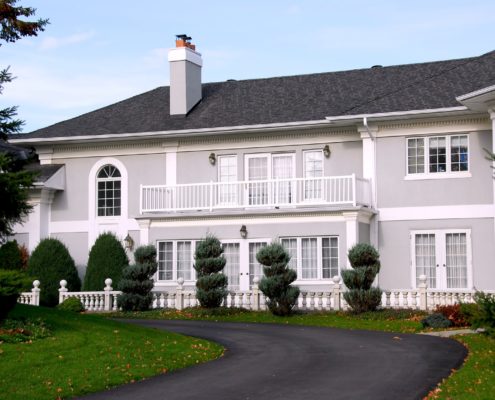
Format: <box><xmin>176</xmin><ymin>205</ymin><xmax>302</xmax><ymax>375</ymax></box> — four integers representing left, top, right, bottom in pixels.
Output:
<box><xmin>140</xmin><ymin>174</ymin><xmax>371</xmax><ymax>214</ymax></box>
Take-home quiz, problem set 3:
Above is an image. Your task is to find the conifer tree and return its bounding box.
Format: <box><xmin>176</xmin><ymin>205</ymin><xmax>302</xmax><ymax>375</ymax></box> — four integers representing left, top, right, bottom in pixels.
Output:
<box><xmin>194</xmin><ymin>235</ymin><xmax>228</xmax><ymax>308</ymax></box>
<box><xmin>257</xmin><ymin>242</ymin><xmax>300</xmax><ymax>316</ymax></box>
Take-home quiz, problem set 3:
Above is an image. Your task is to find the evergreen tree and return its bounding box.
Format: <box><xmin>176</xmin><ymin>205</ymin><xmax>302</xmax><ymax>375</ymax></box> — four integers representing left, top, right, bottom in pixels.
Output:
<box><xmin>342</xmin><ymin>243</ymin><xmax>382</xmax><ymax>313</ymax></box>
<box><xmin>118</xmin><ymin>245</ymin><xmax>158</xmax><ymax>312</ymax></box>
<box><xmin>194</xmin><ymin>235</ymin><xmax>228</xmax><ymax>308</ymax></box>
<box><xmin>257</xmin><ymin>242</ymin><xmax>300</xmax><ymax>316</ymax></box>
<box><xmin>0</xmin><ymin>1</ymin><xmax>48</xmax><ymax>242</ymax></box>
<box><xmin>83</xmin><ymin>232</ymin><xmax>129</xmax><ymax>290</ymax></box>
<box><xmin>27</xmin><ymin>238</ymin><xmax>81</xmax><ymax>307</ymax></box>
<box><xmin>0</xmin><ymin>239</ymin><xmax>22</xmax><ymax>270</ymax></box>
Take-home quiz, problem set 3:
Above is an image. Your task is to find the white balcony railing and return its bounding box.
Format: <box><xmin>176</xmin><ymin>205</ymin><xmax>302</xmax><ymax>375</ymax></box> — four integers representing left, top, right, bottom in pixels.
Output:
<box><xmin>140</xmin><ymin>174</ymin><xmax>371</xmax><ymax>213</ymax></box>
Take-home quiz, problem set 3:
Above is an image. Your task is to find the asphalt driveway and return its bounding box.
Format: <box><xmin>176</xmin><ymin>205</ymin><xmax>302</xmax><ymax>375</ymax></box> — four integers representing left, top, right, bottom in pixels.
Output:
<box><xmin>80</xmin><ymin>320</ymin><xmax>467</xmax><ymax>400</ymax></box>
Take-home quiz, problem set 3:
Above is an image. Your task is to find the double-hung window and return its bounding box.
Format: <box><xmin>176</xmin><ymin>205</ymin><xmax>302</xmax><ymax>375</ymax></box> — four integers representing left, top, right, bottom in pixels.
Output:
<box><xmin>406</xmin><ymin>135</ymin><xmax>469</xmax><ymax>178</ymax></box>
<box><xmin>281</xmin><ymin>236</ymin><xmax>339</xmax><ymax>280</ymax></box>
<box><xmin>157</xmin><ymin>240</ymin><xmax>195</xmax><ymax>281</ymax></box>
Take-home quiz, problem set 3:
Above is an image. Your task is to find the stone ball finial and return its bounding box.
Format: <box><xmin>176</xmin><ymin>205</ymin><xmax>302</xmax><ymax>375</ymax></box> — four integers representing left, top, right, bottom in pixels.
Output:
<box><xmin>33</xmin><ymin>280</ymin><xmax>40</xmax><ymax>288</ymax></box>
<box><xmin>60</xmin><ymin>279</ymin><xmax>67</xmax><ymax>288</ymax></box>
<box><xmin>177</xmin><ymin>277</ymin><xmax>184</xmax><ymax>286</ymax></box>
<box><xmin>332</xmin><ymin>275</ymin><xmax>341</xmax><ymax>284</ymax></box>
<box><xmin>253</xmin><ymin>276</ymin><xmax>260</xmax><ymax>285</ymax></box>
<box><xmin>105</xmin><ymin>278</ymin><xmax>113</xmax><ymax>287</ymax></box>
<box><xmin>419</xmin><ymin>274</ymin><xmax>427</xmax><ymax>282</ymax></box>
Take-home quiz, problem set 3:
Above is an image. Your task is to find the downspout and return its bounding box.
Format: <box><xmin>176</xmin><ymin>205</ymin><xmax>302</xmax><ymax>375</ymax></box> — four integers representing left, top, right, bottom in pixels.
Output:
<box><xmin>363</xmin><ymin>117</ymin><xmax>380</xmax><ymax>284</ymax></box>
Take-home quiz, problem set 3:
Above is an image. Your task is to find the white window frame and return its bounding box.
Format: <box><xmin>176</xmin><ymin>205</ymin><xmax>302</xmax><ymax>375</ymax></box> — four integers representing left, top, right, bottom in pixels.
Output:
<box><xmin>405</xmin><ymin>134</ymin><xmax>471</xmax><ymax>180</ymax></box>
<box><xmin>221</xmin><ymin>240</ymin><xmax>241</xmax><ymax>290</ymax></box>
<box><xmin>156</xmin><ymin>240</ymin><xmax>197</xmax><ymax>282</ymax></box>
<box><xmin>410</xmin><ymin>229</ymin><xmax>472</xmax><ymax>290</ymax></box>
<box><xmin>217</xmin><ymin>155</ymin><xmax>238</xmax><ymax>206</ymax></box>
<box><xmin>303</xmin><ymin>150</ymin><xmax>324</xmax><ymax>202</ymax></box>
<box><xmin>96</xmin><ymin>165</ymin><xmax>122</xmax><ymax>217</ymax></box>
<box><xmin>281</xmin><ymin>236</ymin><xmax>339</xmax><ymax>282</ymax></box>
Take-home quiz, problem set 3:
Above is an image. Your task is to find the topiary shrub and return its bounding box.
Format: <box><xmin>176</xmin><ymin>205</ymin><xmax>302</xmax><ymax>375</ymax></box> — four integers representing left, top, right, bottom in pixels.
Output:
<box><xmin>257</xmin><ymin>242</ymin><xmax>300</xmax><ymax>316</ymax></box>
<box><xmin>0</xmin><ymin>270</ymin><xmax>32</xmax><ymax>322</ymax></box>
<box><xmin>117</xmin><ymin>245</ymin><xmax>158</xmax><ymax>312</ymax></box>
<box><xmin>459</xmin><ymin>302</ymin><xmax>481</xmax><ymax>326</ymax></box>
<box><xmin>471</xmin><ymin>292</ymin><xmax>495</xmax><ymax>337</ymax></box>
<box><xmin>83</xmin><ymin>232</ymin><xmax>129</xmax><ymax>291</ymax></box>
<box><xmin>0</xmin><ymin>240</ymin><xmax>23</xmax><ymax>270</ymax></box>
<box><xmin>57</xmin><ymin>296</ymin><xmax>84</xmax><ymax>313</ymax></box>
<box><xmin>27</xmin><ymin>238</ymin><xmax>81</xmax><ymax>307</ymax></box>
<box><xmin>421</xmin><ymin>313</ymin><xmax>452</xmax><ymax>329</ymax></box>
<box><xmin>342</xmin><ymin>243</ymin><xmax>382</xmax><ymax>313</ymax></box>
<box><xmin>194</xmin><ymin>235</ymin><xmax>228</xmax><ymax>308</ymax></box>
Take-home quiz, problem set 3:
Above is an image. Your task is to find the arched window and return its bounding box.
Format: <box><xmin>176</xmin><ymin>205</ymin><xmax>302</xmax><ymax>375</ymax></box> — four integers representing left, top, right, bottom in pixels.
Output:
<box><xmin>96</xmin><ymin>165</ymin><xmax>121</xmax><ymax>216</ymax></box>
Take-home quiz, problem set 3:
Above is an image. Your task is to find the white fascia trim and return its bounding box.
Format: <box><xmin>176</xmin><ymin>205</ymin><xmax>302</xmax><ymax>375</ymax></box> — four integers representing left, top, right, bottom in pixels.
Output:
<box><xmin>404</xmin><ymin>172</ymin><xmax>472</xmax><ymax>181</ymax></box>
<box><xmin>9</xmin><ymin>119</ymin><xmax>331</xmax><ymax>145</ymax></box>
<box><xmin>379</xmin><ymin>204</ymin><xmax>494</xmax><ymax>222</ymax></box>
<box><xmin>325</xmin><ymin>107</ymin><xmax>469</xmax><ymax>124</ymax></box>
<box><xmin>456</xmin><ymin>85</ymin><xmax>495</xmax><ymax>102</ymax></box>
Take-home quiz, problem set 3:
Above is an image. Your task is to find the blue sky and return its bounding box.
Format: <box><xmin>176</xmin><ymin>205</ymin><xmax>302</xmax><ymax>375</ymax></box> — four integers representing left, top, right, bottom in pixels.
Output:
<box><xmin>2</xmin><ymin>0</ymin><xmax>495</xmax><ymax>132</ymax></box>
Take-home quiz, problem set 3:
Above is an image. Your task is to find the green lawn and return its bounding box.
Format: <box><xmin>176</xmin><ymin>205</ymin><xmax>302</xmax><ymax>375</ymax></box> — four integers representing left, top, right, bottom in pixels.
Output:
<box><xmin>0</xmin><ymin>304</ymin><xmax>223</xmax><ymax>400</ymax></box>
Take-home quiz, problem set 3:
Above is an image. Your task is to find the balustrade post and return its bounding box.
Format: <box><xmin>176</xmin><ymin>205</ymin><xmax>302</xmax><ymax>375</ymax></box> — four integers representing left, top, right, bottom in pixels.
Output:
<box><xmin>418</xmin><ymin>274</ymin><xmax>428</xmax><ymax>311</ymax></box>
<box><xmin>176</xmin><ymin>278</ymin><xmax>184</xmax><ymax>310</ymax></box>
<box><xmin>104</xmin><ymin>278</ymin><xmax>113</xmax><ymax>311</ymax></box>
<box><xmin>252</xmin><ymin>277</ymin><xmax>261</xmax><ymax>311</ymax></box>
<box><xmin>209</xmin><ymin>181</ymin><xmax>213</xmax><ymax>212</ymax></box>
<box><xmin>332</xmin><ymin>276</ymin><xmax>341</xmax><ymax>311</ymax></box>
<box><xmin>32</xmin><ymin>280</ymin><xmax>40</xmax><ymax>306</ymax></box>
<box><xmin>58</xmin><ymin>280</ymin><xmax>68</xmax><ymax>305</ymax></box>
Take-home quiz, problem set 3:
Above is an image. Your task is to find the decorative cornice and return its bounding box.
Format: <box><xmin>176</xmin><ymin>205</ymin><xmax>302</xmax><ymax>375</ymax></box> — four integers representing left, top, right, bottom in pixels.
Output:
<box><xmin>51</xmin><ymin>140</ymin><xmax>166</xmax><ymax>155</ymax></box>
<box><xmin>379</xmin><ymin>116</ymin><xmax>490</xmax><ymax>131</ymax></box>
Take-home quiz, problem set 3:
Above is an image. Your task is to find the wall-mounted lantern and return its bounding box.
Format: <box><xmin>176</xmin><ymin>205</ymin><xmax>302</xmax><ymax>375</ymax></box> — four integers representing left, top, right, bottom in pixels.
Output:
<box><xmin>240</xmin><ymin>225</ymin><xmax>248</xmax><ymax>239</ymax></box>
<box><xmin>323</xmin><ymin>145</ymin><xmax>331</xmax><ymax>158</ymax></box>
<box><xmin>123</xmin><ymin>233</ymin><xmax>134</xmax><ymax>251</ymax></box>
<box><xmin>209</xmin><ymin>152</ymin><xmax>216</xmax><ymax>165</ymax></box>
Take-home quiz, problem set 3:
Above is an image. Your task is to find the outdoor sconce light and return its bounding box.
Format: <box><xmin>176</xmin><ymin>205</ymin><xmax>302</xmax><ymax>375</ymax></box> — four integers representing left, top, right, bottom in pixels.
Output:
<box><xmin>123</xmin><ymin>233</ymin><xmax>134</xmax><ymax>251</ymax></box>
<box><xmin>240</xmin><ymin>225</ymin><xmax>248</xmax><ymax>239</ymax></box>
<box><xmin>209</xmin><ymin>152</ymin><xmax>216</xmax><ymax>165</ymax></box>
<box><xmin>323</xmin><ymin>145</ymin><xmax>331</xmax><ymax>158</ymax></box>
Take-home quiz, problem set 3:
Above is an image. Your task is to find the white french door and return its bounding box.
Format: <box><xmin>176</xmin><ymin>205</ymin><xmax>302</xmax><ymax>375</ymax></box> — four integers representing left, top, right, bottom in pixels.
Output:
<box><xmin>411</xmin><ymin>230</ymin><xmax>471</xmax><ymax>289</ymax></box>
<box><xmin>244</xmin><ymin>153</ymin><xmax>295</xmax><ymax>206</ymax></box>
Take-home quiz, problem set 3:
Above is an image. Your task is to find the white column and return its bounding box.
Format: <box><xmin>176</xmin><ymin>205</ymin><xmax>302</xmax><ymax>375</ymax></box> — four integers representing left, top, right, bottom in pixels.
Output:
<box><xmin>138</xmin><ymin>219</ymin><xmax>151</xmax><ymax>246</ymax></box>
<box><xmin>343</xmin><ymin>211</ymin><xmax>359</xmax><ymax>268</ymax></box>
<box><xmin>25</xmin><ymin>188</ymin><xmax>55</xmax><ymax>252</ymax></box>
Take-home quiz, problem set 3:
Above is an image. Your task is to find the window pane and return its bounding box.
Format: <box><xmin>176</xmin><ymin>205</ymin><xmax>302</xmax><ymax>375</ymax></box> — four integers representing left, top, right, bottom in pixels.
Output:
<box><xmin>273</xmin><ymin>155</ymin><xmax>294</xmax><ymax>204</ymax></box>
<box><xmin>223</xmin><ymin>243</ymin><xmax>240</xmax><ymax>289</ymax></box>
<box><xmin>450</xmin><ymin>135</ymin><xmax>468</xmax><ymax>172</ymax></box>
<box><xmin>96</xmin><ymin>164</ymin><xmax>122</xmax><ymax>217</ymax></box>
<box><xmin>158</xmin><ymin>242</ymin><xmax>173</xmax><ymax>280</ymax></box>
<box><xmin>407</xmin><ymin>138</ymin><xmax>425</xmax><ymax>174</ymax></box>
<box><xmin>429</xmin><ymin>137</ymin><xmax>446</xmax><ymax>173</ymax></box>
<box><xmin>304</xmin><ymin>151</ymin><xmax>324</xmax><ymax>199</ymax></box>
<box><xmin>301</xmin><ymin>238</ymin><xmax>317</xmax><ymax>279</ymax></box>
<box><xmin>218</xmin><ymin>156</ymin><xmax>238</xmax><ymax>205</ymax></box>
<box><xmin>446</xmin><ymin>233</ymin><xmax>467</xmax><ymax>288</ymax></box>
<box><xmin>281</xmin><ymin>238</ymin><xmax>297</xmax><ymax>270</ymax></box>
<box><xmin>247</xmin><ymin>157</ymin><xmax>268</xmax><ymax>205</ymax></box>
<box><xmin>177</xmin><ymin>241</ymin><xmax>192</xmax><ymax>281</ymax></box>
<box><xmin>249</xmin><ymin>242</ymin><xmax>267</xmax><ymax>285</ymax></box>
<box><xmin>415</xmin><ymin>234</ymin><xmax>436</xmax><ymax>288</ymax></box>
<box><xmin>322</xmin><ymin>237</ymin><xmax>338</xmax><ymax>279</ymax></box>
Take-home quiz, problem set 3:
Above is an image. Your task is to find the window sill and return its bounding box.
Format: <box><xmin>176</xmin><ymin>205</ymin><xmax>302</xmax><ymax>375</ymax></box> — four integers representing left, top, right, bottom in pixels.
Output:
<box><xmin>404</xmin><ymin>172</ymin><xmax>471</xmax><ymax>181</ymax></box>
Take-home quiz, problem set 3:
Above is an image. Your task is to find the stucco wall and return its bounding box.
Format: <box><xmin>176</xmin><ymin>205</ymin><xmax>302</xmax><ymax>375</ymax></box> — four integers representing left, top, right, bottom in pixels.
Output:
<box><xmin>376</xmin><ymin>131</ymin><xmax>493</xmax><ymax>207</ymax></box>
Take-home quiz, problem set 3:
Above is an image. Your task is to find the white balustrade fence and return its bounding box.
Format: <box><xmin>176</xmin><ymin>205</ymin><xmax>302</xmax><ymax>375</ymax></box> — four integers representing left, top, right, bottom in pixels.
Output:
<box><xmin>18</xmin><ymin>275</ymin><xmax>494</xmax><ymax>313</ymax></box>
<box><xmin>140</xmin><ymin>174</ymin><xmax>372</xmax><ymax>213</ymax></box>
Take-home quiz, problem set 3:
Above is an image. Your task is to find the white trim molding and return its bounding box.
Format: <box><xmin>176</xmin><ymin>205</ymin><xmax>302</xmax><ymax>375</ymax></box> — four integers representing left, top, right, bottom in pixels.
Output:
<box><xmin>379</xmin><ymin>204</ymin><xmax>494</xmax><ymax>222</ymax></box>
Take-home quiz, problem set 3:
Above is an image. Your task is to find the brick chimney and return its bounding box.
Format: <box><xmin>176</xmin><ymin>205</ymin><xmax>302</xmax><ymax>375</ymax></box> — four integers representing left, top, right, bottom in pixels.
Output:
<box><xmin>168</xmin><ymin>34</ymin><xmax>202</xmax><ymax>115</ymax></box>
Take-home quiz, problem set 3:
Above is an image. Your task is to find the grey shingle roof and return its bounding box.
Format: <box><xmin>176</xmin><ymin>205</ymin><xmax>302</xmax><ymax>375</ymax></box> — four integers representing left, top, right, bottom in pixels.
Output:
<box><xmin>25</xmin><ymin>163</ymin><xmax>64</xmax><ymax>183</ymax></box>
<box><xmin>23</xmin><ymin>50</ymin><xmax>495</xmax><ymax>138</ymax></box>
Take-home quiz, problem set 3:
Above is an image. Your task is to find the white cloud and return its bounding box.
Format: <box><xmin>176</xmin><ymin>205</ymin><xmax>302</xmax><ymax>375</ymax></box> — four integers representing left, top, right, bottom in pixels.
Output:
<box><xmin>39</xmin><ymin>31</ymin><xmax>95</xmax><ymax>51</ymax></box>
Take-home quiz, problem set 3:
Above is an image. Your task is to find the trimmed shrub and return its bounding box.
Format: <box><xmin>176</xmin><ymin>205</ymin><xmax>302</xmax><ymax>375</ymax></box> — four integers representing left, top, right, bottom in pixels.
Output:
<box><xmin>421</xmin><ymin>313</ymin><xmax>452</xmax><ymax>329</ymax></box>
<box><xmin>194</xmin><ymin>235</ymin><xmax>228</xmax><ymax>308</ymax></box>
<box><xmin>459</xmin><ymin>302</ymin><xmax>481</xmax><ymax>326</ymax></box>
<box><xmin>83</xmin><ymin>233</ymin><xmax>129</xmax><ymax>291</ymax></box>
<box><xmin>19</xmin><ymin>244</ymin><xmax>29</xmax><ymax>270</ymax></box>
<box><xmin>117</xmin><ymin>245</ymin><xmax>158</xmax><ymax>312</ymax></box>
<box><xmin>57</xmin><ymin>296</ymin><xmax>84</xmax><ymax>313</ymax></box>
<box><xmin>0</xmin><ymin>269</ymin><xmax>32</xmax><ymax>322</ymax></box>
<box><xmin>472</xmin><ymin>292</ymin><xmax>495</xmax><ymax>337</ymax></box>
<box><xmin>257</xmin><ymin>242</ymin><xmax>300</xmax><ymax>316</ymax></box>
<box><xmin>342</xmin><ymin>243</ymin><xmax>382</xmax><ymax>313</ymax></box>
<box><xmin>0</xmin><ymin>240</ymin><xmax>23</xmax><ymax>270</ymax></box>
<box><xmin>434</xmin><ymin>304</ymin><xmax>469</xmax><ymax>327</ymax></box>
<box><xmin>27</xmin><ymin>238</ymin><xmax>81</xmax><ymax>307</ymax></box>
